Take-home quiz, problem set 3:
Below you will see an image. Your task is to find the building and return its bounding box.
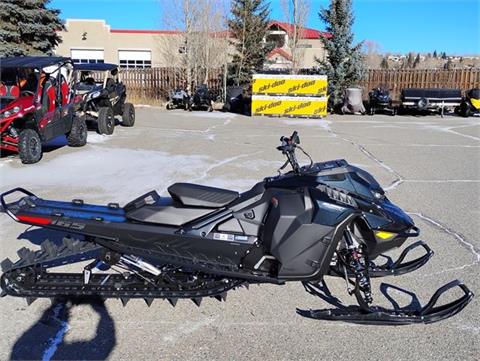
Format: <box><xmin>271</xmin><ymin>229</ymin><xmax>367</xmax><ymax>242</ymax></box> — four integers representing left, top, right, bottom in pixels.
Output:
<box><xmin>265</xmin><ymin>21</ymin><xmax>329</xmax><ymax>69</ymax></box>
<box><xmin>55</xmin><ymin>19</ymin><xmax>328</xmax><ymax>70</ymax></box>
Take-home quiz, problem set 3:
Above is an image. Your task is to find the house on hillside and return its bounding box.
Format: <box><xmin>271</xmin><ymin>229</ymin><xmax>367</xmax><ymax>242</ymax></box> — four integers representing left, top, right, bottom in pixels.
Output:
<box><xmin>264</xmin><ymin>21</ymin><xmax>329</xmax><ymax>70</ymax></box>
<box><xmin>55</xmin><ymin>19</ymin><xmax>329</xmax><ymax>71</ymax></box>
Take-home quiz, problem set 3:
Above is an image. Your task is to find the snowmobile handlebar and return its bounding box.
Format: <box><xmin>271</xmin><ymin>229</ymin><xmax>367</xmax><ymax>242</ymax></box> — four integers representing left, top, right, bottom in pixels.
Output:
<box><xmin>277</xmin><ymin>131</ymin><xmax>301</xmax><ymax>174</ymax></box>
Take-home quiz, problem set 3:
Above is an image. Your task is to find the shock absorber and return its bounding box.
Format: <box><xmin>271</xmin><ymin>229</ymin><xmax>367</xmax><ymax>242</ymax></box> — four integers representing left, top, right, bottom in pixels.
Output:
<box><xmin>344</xmin><ymin>228</ymin><xmax>373</xmax><ymax>304</ymax></box>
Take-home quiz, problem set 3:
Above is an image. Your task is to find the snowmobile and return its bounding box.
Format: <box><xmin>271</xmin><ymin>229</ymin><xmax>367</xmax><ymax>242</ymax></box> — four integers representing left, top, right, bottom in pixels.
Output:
<box><xmin>189</xmin><ymin>84</ymin><xmax>213</xmax><ymax>112</ymax></box>
<box><xmin>456</xmin><ymin>88</ymin><xmax>480</xmax><ymax>117</ymax></box>
<box><xmin>166</xmin><ymin>88</ymin><xmax>189</xmax><ymax>110</ymax></box>
<box><xmin>0</xmin><ymin>132</ymin><xmax>473</xmax><ymax>325</ymax></box>
<box><xmin>368</xmin><ymin>87</ymin><xmax>396</xmax><ymax>116</ymax></box>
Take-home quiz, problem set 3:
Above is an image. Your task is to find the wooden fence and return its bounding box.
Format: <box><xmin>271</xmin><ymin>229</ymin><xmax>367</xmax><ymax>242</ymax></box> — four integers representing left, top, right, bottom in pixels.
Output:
<box><xmin>118</xmin><ymin>67</ymin><xmax>224</xmax><ymax>101</ymax></box>
<box><xmin>113</xmin><ymin>67</ymin><xmax>479</xmax><ymax>102</ymax></box>
<box><xmin>360</xmin><ymin>69</ymin><xmax>480</xmax><ymax>100</ymax></box>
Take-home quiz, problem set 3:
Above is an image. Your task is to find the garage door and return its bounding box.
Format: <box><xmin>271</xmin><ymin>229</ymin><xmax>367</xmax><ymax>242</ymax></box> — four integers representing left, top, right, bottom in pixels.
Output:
<box><xmin>71</xmin><ymin>49</ymin><xmax>104</xmax><ymax>64</ymax></box>
<box><xmin>118</xmin><ymin>50</ymin><xmax>151</xmax><ymax>69</ymax></box>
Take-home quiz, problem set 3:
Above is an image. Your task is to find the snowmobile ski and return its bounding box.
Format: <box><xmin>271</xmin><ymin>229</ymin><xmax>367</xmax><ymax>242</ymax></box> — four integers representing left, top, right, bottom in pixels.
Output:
<box><xmin>298</xmin><ymin>280</ymin><xmax>473</xmax><ymax>325</ymax></box>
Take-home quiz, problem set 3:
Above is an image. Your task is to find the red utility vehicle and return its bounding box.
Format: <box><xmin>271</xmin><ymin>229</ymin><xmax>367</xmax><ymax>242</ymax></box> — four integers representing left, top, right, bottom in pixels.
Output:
<box><xmin>0</xmin><ymin>56</ymin><xmax>87</xmax><ymax>164</ymax></box>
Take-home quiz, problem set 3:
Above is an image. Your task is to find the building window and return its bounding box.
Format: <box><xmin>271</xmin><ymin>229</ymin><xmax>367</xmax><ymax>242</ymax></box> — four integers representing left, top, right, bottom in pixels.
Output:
<box><xmin>118</xmin><ymin>50</ymin><xmax>152</xmax><ymax>69</ymax></box>
<box><xmin>71</xmin><ymin>49</ymin><xmax>104</xmax><ymax>64</ymax></box>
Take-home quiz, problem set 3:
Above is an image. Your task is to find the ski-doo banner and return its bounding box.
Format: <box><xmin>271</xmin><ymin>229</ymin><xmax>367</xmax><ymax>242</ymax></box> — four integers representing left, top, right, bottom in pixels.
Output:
<box><xmin>252</xmin><ymin>74</ymin><xmax>328</xmax><ymax>97</ymax></box>
<box><xmin>252</xmin><ymin>95</ymin><xmax>327</xmax><ymax>117</ymax></box>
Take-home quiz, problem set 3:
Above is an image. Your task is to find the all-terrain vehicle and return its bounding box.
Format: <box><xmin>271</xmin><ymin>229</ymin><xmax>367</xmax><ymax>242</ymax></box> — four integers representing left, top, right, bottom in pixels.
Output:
<box><xmin>166</xmin><ymin>88</ymin><xmax>189</xmax><ymax>110</ymax></box>
<box><xmin>0</xmin><ymin>57</ymin><xmax>87</xmax><ymax>164</ymax></box>
<box><xmin>456</xmin><ymin>88</ymin><xmax>480</xmax><ymax>117</ymax></box>
<box><xmin>75</xmin><ymin>63</ymin><xmax>135</xmax><ymax>135</ymax></box>
<box><xmin>189</xmin><ymin>84</ymin><xmax>213</xmax><ymax>111</ymax></box>
<box><xmin>0</xmin><ymin>132</ymin><xmax>473</xmax><ymax>324</ymax></box>
<box><xmin>368</xmin><ymin>87</ymin><xmax>396</xmax><ymax>115</ymax></box>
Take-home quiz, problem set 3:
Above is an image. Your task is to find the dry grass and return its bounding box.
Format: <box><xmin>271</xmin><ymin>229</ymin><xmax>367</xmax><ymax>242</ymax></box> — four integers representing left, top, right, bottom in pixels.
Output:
<box><xmin>127</xmin><ymin>94</ymin><xmax>167</xmax><ymax>107</ymax></box>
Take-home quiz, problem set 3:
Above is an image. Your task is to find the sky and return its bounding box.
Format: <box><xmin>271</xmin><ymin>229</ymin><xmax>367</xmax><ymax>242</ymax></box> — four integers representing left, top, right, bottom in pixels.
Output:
<box><xmin>50</xmin><ymin>0</ymin><xmax>480</xmax><ymax>55</ymax></box>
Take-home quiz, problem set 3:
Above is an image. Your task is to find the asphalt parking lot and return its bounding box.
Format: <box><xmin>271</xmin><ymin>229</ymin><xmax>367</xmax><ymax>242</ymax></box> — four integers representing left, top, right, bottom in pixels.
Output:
<box><xmin>0</xmin><ymin>108</ymin><xmax>479</xmax><ymax>360</ymax></box>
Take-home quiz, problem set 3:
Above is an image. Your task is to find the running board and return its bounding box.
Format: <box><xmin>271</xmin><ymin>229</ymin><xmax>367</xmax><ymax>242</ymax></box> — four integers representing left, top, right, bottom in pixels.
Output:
<box><xmin>329</xmin><ymin>241</ymin><xmax>434</xmax><ymax>278</ymax></box>
<box><xmin>298</xmin><ymin>280</ymin><xmax>474</xmax><ymax>325</ymax></box>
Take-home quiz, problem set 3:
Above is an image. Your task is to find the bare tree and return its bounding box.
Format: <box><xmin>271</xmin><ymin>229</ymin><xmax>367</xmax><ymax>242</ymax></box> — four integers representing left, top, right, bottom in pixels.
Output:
<box><xmin>363</xmin><ymin>40</ymin><xmax>382</xmax><ymax>69</ymax></box>
<box><xmin>158</xmin><ymin>0</ymin><xmax>228</xmax><ymax>93</ymax></box>
<box><xmin>281</xmin><ymin>0</ymin><xmax>310</xmax><ymax>73</ymax></box>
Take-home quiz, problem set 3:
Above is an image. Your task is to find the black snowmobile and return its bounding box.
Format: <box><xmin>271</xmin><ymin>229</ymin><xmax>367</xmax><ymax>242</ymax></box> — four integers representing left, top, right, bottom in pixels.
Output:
<box><xmin>368</xmin><ymin>87</ymin><xmax>396</xmax><ymax>115</ymax></box>
<box><xmin>189</xmin><ymin>84</ymin><xmax>213</xmax><ymax>111</ymax></box>
<box><xmin>0</xmin><ymin>132</ymin><xmax>473</xmax><ymax>325</ymax></box>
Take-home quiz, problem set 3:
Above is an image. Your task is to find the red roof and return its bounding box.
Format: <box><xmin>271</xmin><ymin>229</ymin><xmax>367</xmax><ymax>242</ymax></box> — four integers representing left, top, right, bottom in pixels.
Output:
<box><xmin>108</xmin><ymin>20</ymin><xmax>330</xmax><ymax>39</ymax></box>
<box><xmin>267</xmin><ymin>48</ymin><xmax>293</xmax><ymax>61</ymax></box>
<box><xmin>268</xmin><ymin>21</ymin><xmax>331</xmax><ymax>39</ymax></box>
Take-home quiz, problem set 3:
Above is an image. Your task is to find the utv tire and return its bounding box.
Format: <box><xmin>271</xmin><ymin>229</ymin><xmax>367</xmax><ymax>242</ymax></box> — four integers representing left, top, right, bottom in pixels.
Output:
<box><xmin>97</xmin><ymin>107</ymin><xmax>115</xmax><ymax>135</ymax></box>
<box><xmin>18</xmin><ymin>129</ymin><xmax>42</xmax><ymax>164</ymax></box>
<box><xmin>67</xmin><ymin>115</ymin><xmax>88</xmax><ymax>147</ymax></box>
<box><xmin>122</xmin><ymin>103</ymin><xmax>135</xmax><ymax>127</ymax></box>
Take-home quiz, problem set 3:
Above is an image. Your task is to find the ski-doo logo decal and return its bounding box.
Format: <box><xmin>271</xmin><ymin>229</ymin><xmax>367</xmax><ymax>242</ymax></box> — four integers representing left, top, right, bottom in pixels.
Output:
<box><xmin>252</xmin><ymin>75</ymin><xmax>328</xmax><ymax>96</ymax></box>
<box><xmin>251</xmin><ymin>96</ymin><xmax>327</xmax><ymax>116</ymax></box>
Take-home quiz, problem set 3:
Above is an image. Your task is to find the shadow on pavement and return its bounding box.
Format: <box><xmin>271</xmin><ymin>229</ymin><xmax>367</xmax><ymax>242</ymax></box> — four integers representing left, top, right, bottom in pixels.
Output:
<box><xmin>10</xmin><ymin>298</ymin><xmax>116</xmax><ymax>361</ymax></box>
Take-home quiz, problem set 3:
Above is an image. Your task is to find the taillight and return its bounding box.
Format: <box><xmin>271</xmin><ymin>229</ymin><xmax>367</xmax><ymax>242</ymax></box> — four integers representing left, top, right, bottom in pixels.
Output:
<box><xmin>17</xmin><ymin>215</ymin><xmax>52</xmax><ymax>225</ymax></box>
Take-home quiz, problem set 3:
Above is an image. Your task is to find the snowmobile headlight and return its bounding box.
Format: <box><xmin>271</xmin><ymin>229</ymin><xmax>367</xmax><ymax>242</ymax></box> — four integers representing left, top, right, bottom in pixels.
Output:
<box><xmin>3</xmin><ymin>110</ymin><xmax>11</xmax><ymax>118</ymax></box>
<box><xmin>13</xmin><ymin>106</ymin><xmax>21</xmax><ymax>113</ymax></box>
<box><xmin>372</xmin><ymin>191</ymin><xmax>384</xmax><ymax>200</ymax></box>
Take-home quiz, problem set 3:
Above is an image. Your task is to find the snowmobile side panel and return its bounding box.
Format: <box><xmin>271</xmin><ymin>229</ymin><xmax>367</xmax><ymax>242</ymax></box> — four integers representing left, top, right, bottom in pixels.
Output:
<box><xmin>263</xmin><ymin>190</ymin><xmax>356</xmax><ymax>279</ymax></box>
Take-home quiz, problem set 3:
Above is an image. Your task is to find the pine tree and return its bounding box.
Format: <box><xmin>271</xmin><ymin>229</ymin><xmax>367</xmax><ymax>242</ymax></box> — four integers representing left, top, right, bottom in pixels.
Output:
<box><xmin>380</xmin><ymin>57</ymin><xmax>389</xmax><ymax>69</ymax></box>
<box><xmin>441</xmin><ymin>52</ymin><xmax>447</xmax><ymax>59</ymax></box>
<box><xmin>316</xmin><ymin>0</ymin><xmax>364</xmax><ymax>106</ymax></box>
<box><xmin>228</xmin><ymin>0</ymin><xmax>272</xmax><ymax>86</ymax></box>
<box><xmin>0</xmin><ymin>0</ymin><xmax>64</xmax><ymax>57</ymax></box>
<box><xmin>433</xmin><ymin>50</ymin><xmax>437</xmax><ymax>58</ymax></box>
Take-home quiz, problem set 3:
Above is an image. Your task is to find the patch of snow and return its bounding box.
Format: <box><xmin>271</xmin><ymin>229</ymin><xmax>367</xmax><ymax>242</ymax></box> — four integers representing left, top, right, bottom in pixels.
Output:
<box><xmin>87</xmin><ymin>133</ymin><xmax>112</xmax><ymax>144</ymax></box>
<box><xmin>0</xmin><ymin>146</ymin><xmax>210</xmax><ymax>203</ymax></box>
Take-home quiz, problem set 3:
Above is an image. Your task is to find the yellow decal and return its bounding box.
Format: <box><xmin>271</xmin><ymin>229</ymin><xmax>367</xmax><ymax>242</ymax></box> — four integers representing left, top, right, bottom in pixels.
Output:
<box><xmin>252</xmin><ymin>75</ymin><xmax>328</xmax><ymax>96</ymax></box>
<box><xmin>251</xmin><ymin>96</ymin><xmax>328</xmax><ymax>116</ymax></box>
<box><xmin>375</xmin><ymin>231</ymin><xmax>396</xmax><ymax>240</ymax></box>
<box><xmin>470</xmin><ymin>98</ymin><xmax>480</xmax><ymax>110</ymax></box>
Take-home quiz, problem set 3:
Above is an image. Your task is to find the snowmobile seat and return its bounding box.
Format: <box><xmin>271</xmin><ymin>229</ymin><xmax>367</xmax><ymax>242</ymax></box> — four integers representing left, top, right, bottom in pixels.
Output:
<box><xmin>168</xmin><ymin>183</ymin><xmax>239</xmax><ymax>208</ymax></box>
<box><xmin>126</xmin><ymin>197</ymin><xmax>215</xmax><ymax>226</ymax></box>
